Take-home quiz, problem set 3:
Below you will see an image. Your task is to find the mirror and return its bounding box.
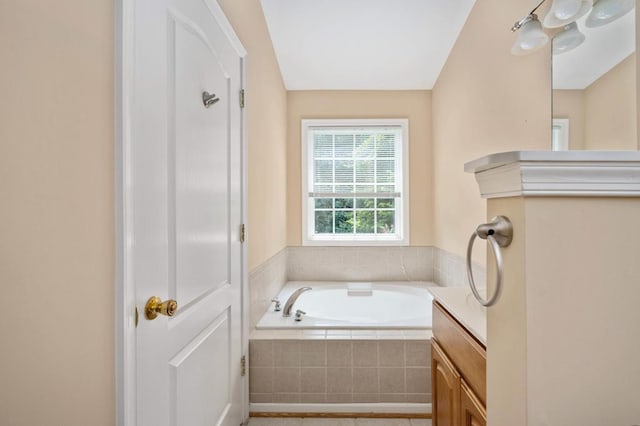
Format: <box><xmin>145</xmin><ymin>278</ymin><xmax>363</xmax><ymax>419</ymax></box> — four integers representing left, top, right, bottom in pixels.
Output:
<box><xmin>552</xmin><ymin>3</ymin><xmax>636</xmax><ymax>150</ymax></box>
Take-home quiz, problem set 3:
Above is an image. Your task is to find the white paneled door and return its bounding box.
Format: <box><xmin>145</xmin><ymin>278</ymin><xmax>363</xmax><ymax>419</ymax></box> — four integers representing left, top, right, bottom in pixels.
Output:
<box><xmin>129</xmin><ymin>0</ymin><xmax>245</xmax><ymax>425</ymax></box>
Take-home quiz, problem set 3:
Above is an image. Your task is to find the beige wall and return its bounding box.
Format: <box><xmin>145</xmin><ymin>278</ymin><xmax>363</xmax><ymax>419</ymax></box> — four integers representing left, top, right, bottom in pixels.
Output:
<box><xmin>552</xmin><ymin>90</ymin><xmax>586</xmax><ymax>150</ymax></box>
<box><xmin>431</xmin><ymin>0</ymin><xmax>551</xmax><ymax>261</ymax></box>
<box><xmin>218</xmin><ymin>0</ymin><xmax>288</xmax><ymax>271</ymax></box>
<box><xmin>486</xmin><ymin>197</ymin><xmax>527</xmax><ymax>425</ymax></box>
<box><xmin>584</xmin><ymin>53</ymin><xmax>637</xmax><ymax>150</ymax></box>
<box><xmin>487</xmin><ymin>196</ymin><xmax>640</xmax><ymax>425</ymax></box>
<box><xmin>524</xmin><ymin>197</ymin><xmax>640</xmax><ymax>424</ymax></box>
<box><xmin>0</xmin><ymin>1</ymin><xmax>115</xmax><ymax>425</ymax></box>
<box><xmin>286</xmin><ymin>91</ymin><xmax>433</xmax><ymax>246</ymax></box>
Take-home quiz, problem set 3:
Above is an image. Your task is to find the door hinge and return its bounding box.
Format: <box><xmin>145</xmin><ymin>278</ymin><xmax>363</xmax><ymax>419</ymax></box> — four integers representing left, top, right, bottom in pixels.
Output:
<box><xmin>240</xmin><ymin>223</ymin><xmax>246</xmax><ymax>243</ymax></box>
<box><xmin>239</xmin><ymin>89</ymin><xmax>245</xmax><ymax>108</ymax></box>
<box><xmin>241</xmin><ymin>355</ymin><xmax>246</xmax><ymax>376</ymax></box>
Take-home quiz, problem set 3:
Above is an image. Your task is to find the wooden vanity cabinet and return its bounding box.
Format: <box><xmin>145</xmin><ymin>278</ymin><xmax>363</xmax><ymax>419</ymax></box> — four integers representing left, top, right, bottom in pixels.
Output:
<box><xmin>432</xmin><ymin>339</ymin><xmax>460</xmax><ymax>426</ymax></box>
<box><xmin>460</xmin><ymin>380</ymin><xmax>486</xmax><ymax>426</ymax></box>
<box><xmin>431</xmin><ymin>301</ymin><xmax>486</xmax><ymax>426</ymax></box>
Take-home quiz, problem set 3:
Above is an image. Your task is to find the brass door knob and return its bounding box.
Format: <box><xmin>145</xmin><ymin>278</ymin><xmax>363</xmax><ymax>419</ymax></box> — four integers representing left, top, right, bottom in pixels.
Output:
<box><xmin>145</xmin><ymin>296</ymin><xmax>178</xmax><ymax>320</ymax></box>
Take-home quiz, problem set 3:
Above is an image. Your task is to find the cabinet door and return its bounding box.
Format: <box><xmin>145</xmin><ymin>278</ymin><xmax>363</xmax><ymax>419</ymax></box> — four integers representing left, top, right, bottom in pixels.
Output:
<box><xmin>461</xmin><ymin>379</ymin><xmax>487</xmax><ymax>426</ymax></box>
<box><xmin>432</xmin><ymin>339</ymin><xmax>461</xmax><ymax>426</ymax></box>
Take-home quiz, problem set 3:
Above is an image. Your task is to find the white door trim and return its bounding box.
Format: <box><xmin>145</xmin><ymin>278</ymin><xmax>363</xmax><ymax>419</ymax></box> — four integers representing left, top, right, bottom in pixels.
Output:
<box><xmin>114</xmin><ymin>1</ymin><xmax>248</xmax><ymax>424</ymax></box>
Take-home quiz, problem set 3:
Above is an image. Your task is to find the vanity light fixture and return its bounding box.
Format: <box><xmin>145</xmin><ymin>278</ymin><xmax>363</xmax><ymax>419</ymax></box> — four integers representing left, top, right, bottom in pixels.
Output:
<box><xmin>552</xmin><ymin>22</ymin><xmax>586</xmax><ymax>54</ymax></box>
<box><xmin>511</xmin><ymin>0</ymin><xmax>549</xmax><ymax>55</ymax></box>
<box><xmin>511</xmin><ymin>14</ymin><xmax>550</xmax><ymax>55</ymax></box>
<box><xmin>585</xmin><ymin>0</ymin><xmax>635</xmax><ymax>27</ymax></box>
<box><xmin>510</xmin><ymin>0</ymin><xmax>634</xmax><ymax>56</ymax></box>
<box><xmin>543</xmin><ymin>0</ymin><xmax>593</xmax><ymax>28</ymax></box>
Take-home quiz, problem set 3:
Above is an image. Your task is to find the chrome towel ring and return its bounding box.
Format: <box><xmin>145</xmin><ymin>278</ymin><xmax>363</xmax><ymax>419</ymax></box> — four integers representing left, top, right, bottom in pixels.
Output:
<box><xmin>466</xmin><ymin>215</ymin><xmax>513</xmax><ymax>307</ymax></box>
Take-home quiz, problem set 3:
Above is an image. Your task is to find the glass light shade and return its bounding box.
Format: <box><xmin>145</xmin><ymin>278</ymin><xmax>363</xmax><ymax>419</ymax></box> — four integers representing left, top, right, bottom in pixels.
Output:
<box><xmin>552</xmin><ymin>22</ymin><xmax>586</xmax><ymax>54</ymax></box>
<box><xmin>511</xmin><ymin>16</ymin><xmax>550</xmax><ymax>55</ymax></box>
<box><xmin>586</xmin><ymin>0</ymin><xmax>635</xmax><ymax>27</ymax></box>
<box><xmin>553</xmin><ymin>0</ymin><xmax>582</xmax><ymax>19</ymax></box>
<box><xmin>543</xmin><ymin>0</ymin><xmax>593</xmax><ymax>28</ymax></box>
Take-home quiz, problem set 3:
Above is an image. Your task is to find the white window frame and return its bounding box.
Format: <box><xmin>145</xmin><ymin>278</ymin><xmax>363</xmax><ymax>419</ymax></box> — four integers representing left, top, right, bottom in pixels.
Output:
<box><xmin>552</xmin><ymin>118</ymin><xmax>570</xmax><ymax>151</ymax></box>
<box><xmin>301</xmin><ymin>118</ymin><xmax>410</xmax><ymax>246</ymax></box>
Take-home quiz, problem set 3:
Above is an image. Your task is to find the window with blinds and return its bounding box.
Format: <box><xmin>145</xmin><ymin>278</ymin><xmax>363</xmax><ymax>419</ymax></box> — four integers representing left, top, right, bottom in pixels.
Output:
<box><xmin>301</xmin><ymin>119</ymin><xmax>409</xmax><ymax>245</ymax></box>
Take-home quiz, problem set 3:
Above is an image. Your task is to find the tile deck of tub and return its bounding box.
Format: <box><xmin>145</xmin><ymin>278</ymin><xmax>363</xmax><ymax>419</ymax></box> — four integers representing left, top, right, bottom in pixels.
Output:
<box><xmin>251</xmin><ymin>329</ymin><xmax>433</xmax><ymax>340</ymax></box>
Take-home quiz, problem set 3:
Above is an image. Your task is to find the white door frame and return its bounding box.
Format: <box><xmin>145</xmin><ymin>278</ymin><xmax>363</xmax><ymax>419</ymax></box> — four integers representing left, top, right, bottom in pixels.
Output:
<box><xmin>114</xmin><ymin>1</ymin><xmax>249</xmax><ymax>424</ymax></box>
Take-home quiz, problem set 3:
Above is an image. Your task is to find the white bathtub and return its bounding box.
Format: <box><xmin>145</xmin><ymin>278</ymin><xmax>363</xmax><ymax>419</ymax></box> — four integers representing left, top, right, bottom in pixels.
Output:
<box><xmin>255</xmin><ymin>281</ymin><xmax>435</xmax><ymax>329</ymax></box>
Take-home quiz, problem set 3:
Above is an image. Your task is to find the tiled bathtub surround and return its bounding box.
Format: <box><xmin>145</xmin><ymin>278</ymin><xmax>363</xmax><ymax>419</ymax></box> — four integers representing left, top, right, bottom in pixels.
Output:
<box><xmin>250</xmin><ymin>248</ymin><xmax>288</xmax><ymax>329</ymax></box>
<box><xmin>433</xmin><ymin>247</ymin><xmax>485</xmax><ymax>289</ymax></box>
<box><xmin>248</xmin><ymin>246</ymin><xmax>485</xmax><ymax>329</ymax></box>
<box><xmin>287</xmin><ymin>246</ymin><xmax>434</xmax><ymax>282</ymax></box>
<box><xmin>249</xmin><ymin>338</ymin><xmax>432</xmax><ymax>404</ymax></box>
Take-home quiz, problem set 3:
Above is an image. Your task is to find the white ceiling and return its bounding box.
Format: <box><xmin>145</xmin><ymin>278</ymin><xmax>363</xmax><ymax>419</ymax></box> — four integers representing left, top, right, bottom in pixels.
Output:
<box><xmin>260</xmin><ymin>0</ymin><xmax>477</xmax><ymax>90</ymax></box>
<box><xmin>553</xmin><ymin>10</ymin><xmax>635</xmax><ymax>89</ymax></box>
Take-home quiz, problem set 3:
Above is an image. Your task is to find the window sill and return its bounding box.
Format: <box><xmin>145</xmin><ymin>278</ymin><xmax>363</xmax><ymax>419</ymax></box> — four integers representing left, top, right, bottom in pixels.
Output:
<box><xmin>302</xmin><ymin>237</ymin><xmax>410</xmax><ymax>247</ymax></box>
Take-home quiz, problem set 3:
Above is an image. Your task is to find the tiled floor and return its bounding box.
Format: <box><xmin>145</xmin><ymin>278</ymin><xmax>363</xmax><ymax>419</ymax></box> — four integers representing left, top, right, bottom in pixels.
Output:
<box><xmin>248</xmin><ymin>418</ymin><xmax>431</xmax><ymax>426</ymax></box>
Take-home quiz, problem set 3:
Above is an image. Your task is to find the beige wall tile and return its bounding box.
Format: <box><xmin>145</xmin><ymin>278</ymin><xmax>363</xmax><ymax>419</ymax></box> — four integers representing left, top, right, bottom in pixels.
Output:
<box><xmin>273</xmin><ymin>367</ymin><xmax>300</xmax><ymax>393</ymax></box>
<box><xmin>379</xmin><ymin>341</ymin><xmax>405</xmax><ymax>367</ymax></box>
<box><xmin>353</xmin><ymin>393</ymin><xmax>380</xmax><ymax>403</ymax></box>
<box><xmin>325</xmin><ymin>393</ymin><xmax>354</xmax><ymax>403</ymax></box>
<box><xmin>409</xmin><ymin>419</ymin><xmax>433</xmax><ymax>426</ymax></box>
<box><xmin>353</xmin><ymin>341</ymin><xmax>378</xmax><ymax>367</ymax></box>
<box><xmin>378</xmin><ymin>394</ymin><xmax>408</xmax><ymax>403</ymax></box>
<box><xmin>249</xmin><ymin>248</ymin><xmax>288</xmax><ymax>328</ymax></box>
<box><xmin>274</xmin><ymin>340</ymin><xmax>301</xmax><ymax>367</ymax></box>
<box><xmin>300</xmin><ymin>393</ymin><xmax>326</xmax><ymax>403</ymax></box>
<box><xmin>249</xmin><ymin>341</ymin><xmax>274</xmax><ymax>367</ymax></box>
<box><xmin>406</xmin><ymin>393</ymin><xmax>431</xmax><ymax>403</ymax></box>
<box><xmin>405</xmin><ymin>341</ymin><xmax>429</xmax><ymax>367</ymax></box>
<box><xmin>327</xmin><ymin>341</ymin><xmax>352</xmax><ymax>367</ymax></box>
<box><xmin>353</xmin><ymin>368</ymin><xmax>379</xmax><ymax>394</ymax></box>
<box><xmin>272</xmin><ymin>393</ymin><xmax>301</xmax><ymax>403</ymax></box>
<box><xmin>406</xmin><ymin>367</ymin><xmax>430</xmax><ymax>393</ymax></box>
<box><xmin>249</xmin><ymin>393</ymin><xmax>273</xmax><ymax>403</ymax></box>
<box><xmin>301</xmin><ymin>341</ymin><xmax>327</xmax><ymax>367</ymax></box>
<box><xmin>327</xmin><ymin>368</ymin><xmax>353</xmax><ymax>393</ymax></box>
<box><xmin>301</xmin><ymin>368</ymin><xmax>326</xmax><ymax>393</ymax></box>
<box><xmin>379</xmin><ymin>368</ymin><xmax>405</xmax><ymax>393</ymax></box>
<box><xmin>286</xmin><ymin>247</ymin><xmax>434</xmax><ymax>281</ymax></box>
<box><xmin>249</xmin><ymin>367</ymin><xmax>274</xmax><ymax>394</ymax></box>
<box><xmin>433</xmin><ymin>247</ymin><xmax>485</xmax><ymax>288</ymax></box>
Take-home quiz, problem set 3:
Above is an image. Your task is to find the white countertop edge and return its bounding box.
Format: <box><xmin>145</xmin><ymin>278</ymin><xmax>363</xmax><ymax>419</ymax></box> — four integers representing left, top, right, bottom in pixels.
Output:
<box><xmin>466</xmin><ymin>151</ymin><xmax>640</xmax><ymax>198</ymax></box>
<box><xmin>428</xmin><ymin>287</ymin><xmax>487</xmax><ymax>346</ymax></box>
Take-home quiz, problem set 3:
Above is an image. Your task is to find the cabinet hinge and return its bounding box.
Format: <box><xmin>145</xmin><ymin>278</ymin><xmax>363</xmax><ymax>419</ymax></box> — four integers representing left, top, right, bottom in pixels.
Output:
<box><xmin>239</xmin><ymin>89</ymin><xmax>245</xmax><ymax>108</ymax></box>
<box><xmin>241</xmin><ymin>355</ymin><xmax>247</xmax><ymax>376</ymax></box>
<box><xmin>240</xmin><ymin>224</ymin><xmax>246</xmax><ymax>243</ymax></box>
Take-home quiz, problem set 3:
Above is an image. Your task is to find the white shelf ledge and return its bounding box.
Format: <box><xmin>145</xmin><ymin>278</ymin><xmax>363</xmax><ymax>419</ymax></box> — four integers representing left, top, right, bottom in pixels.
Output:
<box><xmin>464</xmin><ymin>150</ymin><xmax>640</xmax><ymax>198</ymax></box>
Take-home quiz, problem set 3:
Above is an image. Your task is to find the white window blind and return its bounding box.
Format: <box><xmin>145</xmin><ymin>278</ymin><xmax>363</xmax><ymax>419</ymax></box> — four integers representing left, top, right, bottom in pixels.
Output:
<box><xmin>301</xmin><ymin>119</ymin><xmax>409</xmax><ymax>245</ymax></box>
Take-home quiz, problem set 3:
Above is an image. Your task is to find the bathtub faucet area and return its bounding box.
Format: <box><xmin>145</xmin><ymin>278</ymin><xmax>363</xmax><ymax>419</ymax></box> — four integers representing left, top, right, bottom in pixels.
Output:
<box><xmin>282</xmin><ymin>286</ymin><xmax>312</xmax><ymax>317</ymax></box>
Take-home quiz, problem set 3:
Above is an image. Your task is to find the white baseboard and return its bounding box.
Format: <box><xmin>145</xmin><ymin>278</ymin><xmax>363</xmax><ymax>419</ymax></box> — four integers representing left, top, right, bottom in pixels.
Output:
<box><xmin>249</xmin><ymin>402</ymin><xmax>431</xmax><ymax>414</ymax></box>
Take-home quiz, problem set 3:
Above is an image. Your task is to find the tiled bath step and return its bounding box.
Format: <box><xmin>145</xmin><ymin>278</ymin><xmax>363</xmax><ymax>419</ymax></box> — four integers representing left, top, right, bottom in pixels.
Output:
<box><xmin>249</xmin><ymin>339</ymin><xmax>432</xmax><ymax>404</ymax></box>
